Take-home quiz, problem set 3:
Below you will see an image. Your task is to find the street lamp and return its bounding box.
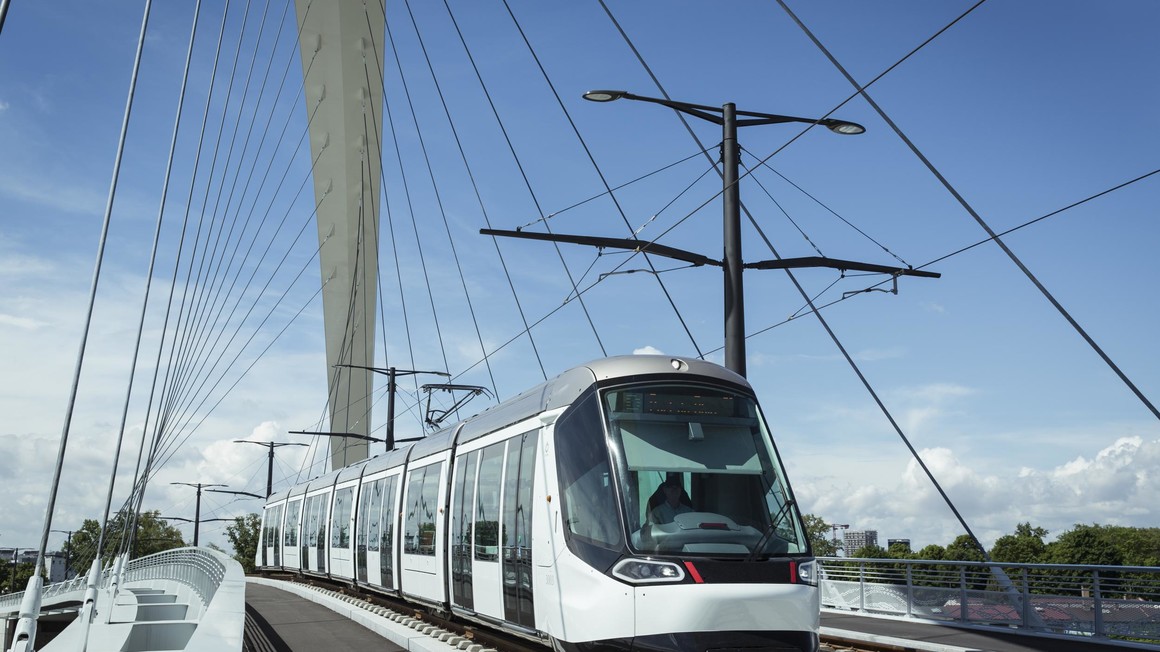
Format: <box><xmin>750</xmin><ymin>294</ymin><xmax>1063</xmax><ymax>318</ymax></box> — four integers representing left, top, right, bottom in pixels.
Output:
<box><xmin>50</xmin><ymin>529</ymin><xmax>73</xmax><ymax>580</ymax></box>
<box><xmin>484</xmin><ymin>90</ymin><xmax>935</xmax><ymax>378</ymax></box>
<box><xmin>4</xmin><ymin>548</ymin><xmax>34</xmax><ymax>593</ymax></box>
<box><xmin>170</xmin><ymin>482</ymin><xmax>226</xmax><ymax>546</ymax></box>
<box><xmin>232</xmin><ymin>441</ymin><xmax>308</xmax><ymax>498</ymax></box>
<box><xmin>584</xmin><ymin>90</ymin><xmax>863</xmax><ymax>377</ymax></box>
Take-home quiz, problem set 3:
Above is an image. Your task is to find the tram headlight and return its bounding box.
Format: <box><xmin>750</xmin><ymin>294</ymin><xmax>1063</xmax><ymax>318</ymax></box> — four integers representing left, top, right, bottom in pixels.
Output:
<box><xmin>612</xmin><ymin>558</ymin><xmax>686</xmax><ymax>584</ymax></box>
<box><xmin>795</xmin><ymin>559</ymin><xmax>818</xmax><ymax>586</ymax></box>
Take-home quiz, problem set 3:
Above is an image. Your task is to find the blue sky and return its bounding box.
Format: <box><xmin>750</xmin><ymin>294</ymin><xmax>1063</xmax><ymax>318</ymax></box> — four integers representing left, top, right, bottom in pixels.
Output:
<box><xmin>1</xmin><ymin>1</ymin><xmax>1158</xmax><ymax>554</ymax></box>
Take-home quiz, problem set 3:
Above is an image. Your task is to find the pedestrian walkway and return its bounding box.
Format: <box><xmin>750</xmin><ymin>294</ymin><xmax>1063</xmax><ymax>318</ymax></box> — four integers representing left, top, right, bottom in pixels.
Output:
<box><xmin>822</xmin><ymin>611</ymin><xmax>1154</xmax><ymax>652</ymax></box>
<box><xmin>245</xmin><ymin>583</ymin><xmax>405</xmax><ymax>652</ymax></box>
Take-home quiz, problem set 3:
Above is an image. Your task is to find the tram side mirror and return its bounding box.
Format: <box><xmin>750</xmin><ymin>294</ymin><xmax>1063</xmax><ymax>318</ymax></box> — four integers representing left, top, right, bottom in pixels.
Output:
<box><xmin>688</xmin><ymin>422</ymin><xmax>704</xmax><ymax>441</ymax></box>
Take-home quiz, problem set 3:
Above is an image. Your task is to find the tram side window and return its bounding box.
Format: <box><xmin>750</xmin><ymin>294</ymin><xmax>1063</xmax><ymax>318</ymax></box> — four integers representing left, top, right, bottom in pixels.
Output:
<box><xmin>284</xmin><ymin>500</ymin><xmax>301</xmax><ymax>547</ymax></box>
<box><xmin>272</xmin><ymin>505</ymin><xmax>283</xmax><ymax>549</ymax></box>
<box><xmin>366</xmin><ymin>479</ymin><xmax>383</xmax><ymax>552</ymax></box>
<box><xmin>452</xmin><ymin>450</ymin><xmax>479</xmax><ymax>608</ymax></box>
<box><xmin>380</xmin><ymin>475</ymin><xmax>398</xmax><ymax>586</ymax></box>
<box><xmin>302</xmin><ymin>498</ymin><xmax>315</xmax><ymax>547</ymax></box>
<box><xmin>419</xmin><ymin>465</ymin><xmax>441</xmax><ymax>554</ymax></box>
<box><xmin>308</xmin><ymin>495</ymin><xmax>325</xmax><ymax>547</ymax></box>
<box><xmin>332</xmin><ymin>488</ymin><xmax>353</xmax><ymax>549</ymax></box>
<box><xmin>404</xmin><ymin>464</ymin><xmax>440</xmax><ymax>556</ymax></box>
<box><xmin>261</xmin><ymin>510</ymin><xmax>273</xmax><ymax>549</ymax></box>
<box><xmin>555</xmin><ymin>390</ymin><xmax>622</xmax><ymax>549</ymax></box>
<box><xmin>381</xmin><ymin>476</ymin><xmax>397</xmax><ymax>553</ymax></box>
<box><xmin>474</xmin><ymin>443</ymin><xmax>504</xmax><ymax>561</ymax></box>
<box><xmin>357</xmin><ymin>485</ymin><xmax>371</xmax><ymax>551</ymax></box>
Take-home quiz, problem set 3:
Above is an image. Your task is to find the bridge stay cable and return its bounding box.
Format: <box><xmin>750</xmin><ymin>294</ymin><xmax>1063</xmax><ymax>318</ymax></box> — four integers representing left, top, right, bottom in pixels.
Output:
<box><xmin>150</xmin><ymin>15</ymin><xmax>328</xmax><ymax>447</ymax></box>
<box><xmin>166</xmin><ymin>0</ymin><xmax>258</xmax><ymax>406</ymax></box>
<box><xmin>151</xmin><ymin>0</ymin><xmax>242</xmax><ymax>436</ymax></box>
<box><xmin>382</xmin><ymin>18</ymin><xmax>455</xmax><ymax>379</ymax></box>
<box><xmin>375</xmin><ymin>30</ymin><xmax>444</xmax><ymax>421</ymax></box>
<box><xmin>145</xmin><ymin>7</ymin><xmax>334</xmax><ymax>482</ymax></box>
<box><xmin>165</xmin><ymin>0</ymin><xmax>297</xmax><ymax>402</ymax></box>
<box><xmin>442</xmin><ymin>0</ymin><xmax>609</xmax><ymax>359</ymax></box>
<box><xmin>150</xmin><ymin>209</ymin><xmax>329</xmax><ymax>469</ymax></box>
<box><xmin>399</xmin><ymin>0</ymin><xmax>513</xmax><ymax>400</ymax></box>
<box><xmin>93</xmin><ymin>0</ymin><xmax>206</xmax><ymax>590</ymax></box>
<box><xmin>8</xmin><ymin>3</ymin><xmax>156</xmax><ymax>649</ymax></box>
<box><xmin>778</xmin><ymin>0</ymin><xmax>1160</xmax><ymax>426</ymax></box>
<box><xmin>501</xmin><ymin>0</ymin><xmax>708</xmax><ymax>360</ymax></box>
<box><xmin>596</xmin><ymin>0</ymin><xmax>993</xmax><ymax>559</ymax></box>
<box><xmin>153</xmin><ymin>136</ymin><xmax>328</xmax><ymax>455</ymax></box>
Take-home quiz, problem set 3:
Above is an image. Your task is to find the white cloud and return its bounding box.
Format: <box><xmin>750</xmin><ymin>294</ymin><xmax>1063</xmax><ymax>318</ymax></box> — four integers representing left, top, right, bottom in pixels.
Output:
<box><xmin>0</xmin><ymin>173</ymin><xmax>107</xmax><ymax>218</ymax></box>
<box><xmin>0</xmin><ymin>313</ymin><xmax>47</xmax><ymax>330</ymax></box>
<box><xmin>633</xmin><ymin>345</ymin><xmax>664</xmax><ymax>355</ymax></box>
<box><xmin>793</xmin><ymin>435</ymin><xmax>1160</xmax><ymax>550</ymax></box>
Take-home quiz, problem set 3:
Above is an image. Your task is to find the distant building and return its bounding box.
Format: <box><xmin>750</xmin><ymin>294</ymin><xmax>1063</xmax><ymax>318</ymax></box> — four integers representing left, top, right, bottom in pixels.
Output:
<box><xmin>1</xmin><ymin>549</ymin><xmax>69</xmax><ymax>583</ymax></box>
<box><xmin>844</xmin><ymin>529</ymin><xmax>879</xmax><ymax>553</ymax></box>
<box><xmin>887</xmin><ymin>538</ymin><xmax>912</xmax><ymax>553</ymax></box>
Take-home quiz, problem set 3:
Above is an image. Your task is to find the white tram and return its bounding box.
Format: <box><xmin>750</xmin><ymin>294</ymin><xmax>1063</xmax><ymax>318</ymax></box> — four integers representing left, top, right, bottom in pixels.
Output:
<box><xmin>257</xmin><ymin>355</ymin><xmax>820</xmax><ymax>652</ymax></box>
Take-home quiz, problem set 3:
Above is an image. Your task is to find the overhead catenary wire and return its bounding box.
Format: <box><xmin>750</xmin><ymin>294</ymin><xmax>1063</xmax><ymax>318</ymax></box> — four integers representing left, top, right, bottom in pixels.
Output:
<box><xmin>743</xmin><ymin>147</ymin><xmax>910</xmax><ymax>267</ymax></box>
<box><xmin>748</xmin><ymin>166</ymin><xmax>1160</xmax><ymax>337</ymax></box>
<box><xmin>778</xmin><ymin>0</ymin><xmax>1160</xmax><ymax>425</ymax></box>
<box><xmin>598</xmin><ymin>0</ymin><xmax>994</xmax><ymax>557</ymax></box>
<box><xmin>501</xmin><ymin>0</ymin><xmax>707</xmax><ymax>361</ymax></box>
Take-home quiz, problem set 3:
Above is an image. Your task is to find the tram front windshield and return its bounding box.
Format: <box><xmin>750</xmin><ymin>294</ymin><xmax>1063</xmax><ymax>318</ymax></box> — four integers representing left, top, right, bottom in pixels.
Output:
<box><xmin>603</xmin><ymin>384</ymin><xmax>807</xmax><ymax>557</ymax></box>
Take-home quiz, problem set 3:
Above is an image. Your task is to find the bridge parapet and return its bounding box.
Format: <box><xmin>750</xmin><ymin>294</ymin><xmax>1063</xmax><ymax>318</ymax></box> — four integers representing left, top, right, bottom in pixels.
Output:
<box><xmin>820</xmin><ymin>557</ymin><xmax>1160</xmax><ymax>645</ymax></box>
<box><xmin>1</xmin><ymin>547</ymin><xmax>243</xmax><ymax>652</ymax></box>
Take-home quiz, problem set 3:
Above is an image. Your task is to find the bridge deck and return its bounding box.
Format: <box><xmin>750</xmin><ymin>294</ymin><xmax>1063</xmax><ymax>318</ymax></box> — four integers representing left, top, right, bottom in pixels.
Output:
<box><xmin>245</xmin><ymin>583</ymin><xmax>405</xmax><ymax>652</ymax></box>
<box><xmin>243</xmin><ymin>580</ymin><xmax>1142</xmax><ymax>652</ymax></box>
<box><xmin>822</xmin><ymin>611</ymin><xmax>1143</xmax><ymax>652</ymax></box>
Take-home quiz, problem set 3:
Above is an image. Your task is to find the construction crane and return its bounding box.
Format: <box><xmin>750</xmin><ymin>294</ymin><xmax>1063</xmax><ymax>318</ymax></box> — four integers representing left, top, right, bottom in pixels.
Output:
<box><xmin>830</xmin><ymin>523</ymin><xmax>850</xmax><ymax>554</ymax></box>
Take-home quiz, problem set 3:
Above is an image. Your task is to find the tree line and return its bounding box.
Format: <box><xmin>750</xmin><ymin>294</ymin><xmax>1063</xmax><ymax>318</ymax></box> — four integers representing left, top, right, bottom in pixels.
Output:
<box><xmin>803</xmin><ymin>515</ymin><xmax>1160</xmax><ymax>567</ymax></box>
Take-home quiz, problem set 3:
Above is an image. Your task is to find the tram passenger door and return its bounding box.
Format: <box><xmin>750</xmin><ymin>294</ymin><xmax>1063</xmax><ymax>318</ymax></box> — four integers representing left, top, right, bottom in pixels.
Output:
<box><xmin>470</xmin><ymin>430</ymin><xmax>538</xmax><ymax>628</ymax></box>
<box><xmin>357</xmin><ymin>476</ymin><xmax>389</xmax><ymax>585</ymax></box>
<box><xmin>470</xmin><ymin>442</ymin><xmax>505</xmax><ymax>618</ymax></box>
<box><xmin>378</xmin><ymin>475</ymin><xmax>399</xmax><ymax>590</ymax></box>
<box><xmin>283</xmin><ymin>499</ymin><xmax>301</xmax><ymax>570</ymax></box>
<box><xmin>356</xmin><ymin>480</ymin><xmax>377</xmax><ymax>583</ymax></box>
<box><xmin>272</xmin><ymin>504</ymin><xmax>283</xmax><ymax>566</ymax></box>
<box><xmin>502</xmin><ymin>431</ymin><xmax>538</xmax><ymax>628</ymax></box>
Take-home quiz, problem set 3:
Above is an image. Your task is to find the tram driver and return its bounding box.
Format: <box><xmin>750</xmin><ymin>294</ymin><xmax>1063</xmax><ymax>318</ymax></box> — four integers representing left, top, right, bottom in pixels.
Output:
<box><xmin>649</xmin><ymin>477</ymin><xmax>693</xmax><ymax>524</ymax></box>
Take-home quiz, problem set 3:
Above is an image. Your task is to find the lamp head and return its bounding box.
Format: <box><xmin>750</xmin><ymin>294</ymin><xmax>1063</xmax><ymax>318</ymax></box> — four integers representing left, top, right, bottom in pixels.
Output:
<box><xmin>583</xmin><ymin>89</ymin><xmax>627</xmax><ymax>103</ymax></box>
<box><xmin>821</xmin><ymin>118</ymin><xmax>866</xmax><ymax>135</ymax></box>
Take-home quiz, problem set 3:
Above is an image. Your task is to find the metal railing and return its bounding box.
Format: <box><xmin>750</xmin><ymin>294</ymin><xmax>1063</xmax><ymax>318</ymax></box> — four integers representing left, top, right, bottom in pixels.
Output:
<box><xmin>820</xmin><ymin>557</ymin><xmax>1160</xmax><ymax>644</ymax></box>
<box><xmin>121</xmin><ymin>547</ymin><xmax>228</xmax><ymax>607</ymax></box>
<box><xmin>0</xmin><ymin>547</ymin><xmax>229</xmax><ymax>615</ymax></box>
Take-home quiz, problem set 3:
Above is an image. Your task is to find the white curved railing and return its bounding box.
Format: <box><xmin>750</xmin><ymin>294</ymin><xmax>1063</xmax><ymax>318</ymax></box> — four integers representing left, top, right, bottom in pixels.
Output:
<box><xmin>0</xmin><ymin>574</ymin><xmax>90</xmax><ymax>613</ymax></box>
<box><xmin>0</xmin><ymin>547</ymin><xmax>244</xmax><ymax>652</ymax></box>
<box><xmin>120</xmin><ymin>547</ymin><xmax>228</xmax><ymax>608</ymax></box>
<box><xmin>820</xmin><ymin>557</ymin><xmax>1160</xmax><ymax>645</ymax></box>
<box><xmin>0</xmin><ymin>547</ymin><xmax>229</xmax><ymax>614</ymax></box>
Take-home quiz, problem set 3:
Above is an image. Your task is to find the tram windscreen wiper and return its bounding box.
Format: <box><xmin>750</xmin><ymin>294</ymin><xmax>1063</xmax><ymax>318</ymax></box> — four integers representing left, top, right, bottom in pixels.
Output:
<box><xmin>744</xmin><ymin>498</ymin><xmax>795</xmax><ymax>563</ymax></box>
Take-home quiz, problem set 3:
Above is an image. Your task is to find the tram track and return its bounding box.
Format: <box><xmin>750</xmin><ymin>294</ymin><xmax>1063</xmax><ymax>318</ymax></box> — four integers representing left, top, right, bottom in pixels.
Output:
<box><xmin>257</xmin><ymin>572</ymin><xmax>544</xmax><ymax>652</ymax></box>
<box><xmin>255</xmin><ymin>572</ymin><xmax>892</xmax><ymax>652</ymax></box>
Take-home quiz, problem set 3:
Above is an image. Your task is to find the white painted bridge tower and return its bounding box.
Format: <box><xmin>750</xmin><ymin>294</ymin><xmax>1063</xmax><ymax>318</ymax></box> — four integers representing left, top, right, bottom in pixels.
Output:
<box><xmin>294</xmin><ymin>0</ymin><xmax>386</xmax><ymax>470</ymax></box>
